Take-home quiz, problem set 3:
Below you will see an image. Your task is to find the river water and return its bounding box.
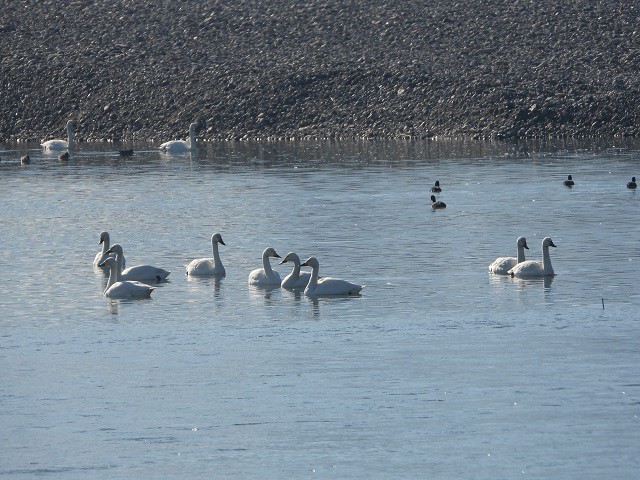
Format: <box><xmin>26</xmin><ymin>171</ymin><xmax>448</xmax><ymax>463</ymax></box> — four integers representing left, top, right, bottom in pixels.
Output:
<box><xmin>1</xmin><ymin>139</ymin><xmax>639</xmax><ymax>478</ymax></box>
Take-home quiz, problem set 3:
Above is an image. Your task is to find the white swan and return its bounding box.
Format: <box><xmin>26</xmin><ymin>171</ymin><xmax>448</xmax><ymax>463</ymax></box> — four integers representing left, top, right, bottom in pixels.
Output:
<box><xmin>107</xmin><ymin>244</ymin><xmax>170</xmax><ymax>282</ymax></box>
<box><xmin>300</xmin><ymin>257</ymin><xmax>363</xmax><ymax>296</ymax></box>
<box><xmin>93</xmin><ymin>231</ymin><xmax>126</xmax><ymax>269</ymax></box>
<box><xmin>186</xmin><ymin>233</ymin><xmax>226</xmax><ymax>276</ymax></box>
<box><xmin>99</xmin><ymin>257</ymin><xmax>154</xmax><ymax>299</ymax></box>
<box><xmin>41</xmin><ymin>120</ymin><xmax>74</xmax><ymax>151</ymax></box>
<box><xmin>489</xmin><ymin>236</ymin><xmax>529</xmax><ymax>275</ymax></box>
<box><xmin>279</xmin><ymin>252</ymin><xmax>311</xmax><ymax>289</ymax></box>
<box><xmin>508</xmin><ymin>237</ymin><xmax>557</xmax><ymax>278</ymax></box>
<box><xmin>248</xmin><ymin>247</ymin><xmax>282</xmax><ymax>286</ymax></box>
<box><xmin>159</xmin><ymin>123</ymin><xmax>197</xmax><ymax>153</ymax></box>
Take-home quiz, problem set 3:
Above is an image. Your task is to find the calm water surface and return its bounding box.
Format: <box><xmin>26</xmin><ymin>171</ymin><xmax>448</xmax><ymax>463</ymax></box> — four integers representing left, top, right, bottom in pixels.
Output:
<box><xmin>1</xmin><ymin>139</ymin><xmax>639</xmax><ymax>478</ymax></box>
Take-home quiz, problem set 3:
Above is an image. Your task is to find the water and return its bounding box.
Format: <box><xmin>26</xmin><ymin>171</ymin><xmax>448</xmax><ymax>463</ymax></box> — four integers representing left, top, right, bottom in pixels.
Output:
<box><xmin>1</xmin><ymin>139</ymin><xmax>639</xmax><ymax>478</ymax></box>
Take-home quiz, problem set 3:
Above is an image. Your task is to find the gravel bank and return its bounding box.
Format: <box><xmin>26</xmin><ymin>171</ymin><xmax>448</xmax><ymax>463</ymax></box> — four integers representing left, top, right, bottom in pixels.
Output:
<box><xmin>1</xmin><ymin>0</ymin><xmax>638</xmax><ymax>141</ymax></box>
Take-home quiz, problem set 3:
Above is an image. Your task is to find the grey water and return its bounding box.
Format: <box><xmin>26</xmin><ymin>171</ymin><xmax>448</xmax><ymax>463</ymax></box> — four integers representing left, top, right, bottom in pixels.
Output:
<box><xmin>1</xmin><ymin>138</ymin><xmax>639</xmax><ymax>479</ymax></box>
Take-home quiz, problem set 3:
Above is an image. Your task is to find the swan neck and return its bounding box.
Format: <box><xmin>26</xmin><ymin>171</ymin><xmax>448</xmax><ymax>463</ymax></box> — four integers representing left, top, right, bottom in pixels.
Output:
<box><xmin>105</xmin><ymin>262</ymin><xmax>120</xmax><ymax>291</ymax></box>
<box><xmin>212</xmin><ymin>241</ymin><xmax>222</xmax><ymax>267</ymax></box>
<box><xmin>188</xmin><ymin>128</ymin><xmax>195</xmax><ymax>147</ymax></box>
<box><xmin>262</xmin><ymin>252</ymin><xmax>275</xmax><ymax>276</ymax></box>
<box><xmin>307</xmin><ymin>264</ymin><xmax>319</xmax><ymax>291</ymax></box>
<box><xmin>542</xmin><ymin>245</ymin><xmax>553</xmax><ymax>273</ymax></box>
<box><xmin>101</xmin><ymin>237</ymin><xmax>110</xmax><ymax>255</ymax></box>
<box><xmin>116</xmin><ymin>252</ymin><xmax>125</xmax><ymax>276</ymax></box>
<box><xmin>67</xmin><ymin>124</ymin><xmax>74</xmax><ymax>150</ymax></box>
<box><xmin>516</xmin><ymin>244</ymin><xmax>525</xmax><ymax>263</ymax></box>
<box><xmin>291</xmin><ymin>262</ymin><xmax>301</xmax><ymax>279</ymax></box>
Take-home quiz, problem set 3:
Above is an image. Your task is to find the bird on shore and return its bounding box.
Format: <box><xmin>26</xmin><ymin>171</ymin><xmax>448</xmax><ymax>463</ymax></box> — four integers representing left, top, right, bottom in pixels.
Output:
<box><xmin>119</xmin><ymin>149</ymin><xmax>134</xmax><ymax>157</ymax></box>
<box><xmin>563</xmin><ymin>175</ymin><xmax>574</xmax><ymax>187</ymax></box>
<box><xmin>159</xmin><ymin>123</ymin><xmax>197</xmax><ymax>153</ymax></box>
<box><xmin>20</xmin><ymin>155</ymin><xmax>30</xmax><ymax>165</ymax></box>
<box><xmin>627</xmin><ymin>176</ymin><xmax>637</xmax><ymax>189</ymax></box>
<box><xmin>41</xmin><ymin>120</ymin><xmax>74</xmax><ymax>151</ymax></box>
<box><xmin>430</xmin><ymin>180</ymin><xmax>442</xmax><ymax>193</ymax></box>
<box><xmin>58</xmin><ymin>152</ymin><xmax>70</xmax><ymax>161</ymax></box>
<box><xmin>431</xmin><ymin>195</ymin><xmax>446</xmax><ymax>209</ymax></box>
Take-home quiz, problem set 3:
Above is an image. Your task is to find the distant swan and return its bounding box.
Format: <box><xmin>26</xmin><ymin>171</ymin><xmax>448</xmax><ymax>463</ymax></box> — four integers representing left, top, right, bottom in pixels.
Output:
<box><xmin>41</xmin><ymin>120</ymin><xmax>74</xmax><ymax>151</ymax></box>
<box><xmin>563</xmin><ymin>175</ymin><xmax>574</xmax><ymax>187</ymax></box>
<box><xmin>508</xmin><ymin>237</ymin><xmax>557</xmax><ymax>278</ymax></box>
<box><xmin>93</xmin><ymin>231</ymin><xmax>126</xmax><ymax>269</ymax></box>
<box><xmin>627</xmin><ymin>176</ymin><xmax>637</xmax><ymax>189</ymax></box>
<box><xmin>489</xmin><ymin>236</ymin><xmax>529</xmax><ymax>275</ymax></box>
<box><xmin>159</xmin><ymin>123</ymin><xmax>197</xmax><ymax>153</ymax></box>
<box><xmin>186</xmin><ymin>233</ymin><xmax>226</xmax><ymax>276</ymax></box>
<box><xmin>431</xmin><ymin>195</ymin><xmax>446</xmax><ymax>209</ymax></box>
<box><xmin>99</xmin><ymin>257</ymin><xmax>154</xmax><ymax>299</ymax></box>
<box><xmin>248</xmin><ymin>247</ymin><xmax>282</xmax><ymax>286</ymax></box>
<box><xmin>279</xmin><ymin>252</ymin><xmax>311</xmax><ymax>289</ymax></box>
<box><xmin>107</xmin><ymin>244</ymin><xmax>170</xmax><ymax>282</ymax></box>
<box><xmin>300</xmin><ymin>257</ymin><xmax>363</xmax><ymax>296</ymax></box>
<box><xmin>430</xmin><ymin>180</ymin><xmax>442</xmax><ymax>193</ymax></box>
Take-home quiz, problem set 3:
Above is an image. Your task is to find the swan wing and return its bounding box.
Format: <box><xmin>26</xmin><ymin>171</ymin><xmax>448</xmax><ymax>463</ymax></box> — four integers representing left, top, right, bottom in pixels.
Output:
<box><xmin>105</xmin><ymin>281</ymin><xmax>154</xmax><ymax>299</ymax></box>
<box><xmin>121</xmin><ymin>265</ymin><xmax>170</xmax><ymax>282</ymax></box>
<box><xmin>488</xmin><ymin>256</ymin><xmax>517</xmax><ymax>274</ymax></box>
<box><xmin>41</xmin><ymin>139</ymin><xmax>68</xmax><ymax>150</ymax></box>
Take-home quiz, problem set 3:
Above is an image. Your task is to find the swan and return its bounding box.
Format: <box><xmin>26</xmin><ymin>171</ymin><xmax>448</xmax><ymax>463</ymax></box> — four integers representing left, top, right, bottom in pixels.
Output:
<box><xmin>248</xmin><ymin>247</ymin><xmax>282</xmax><ymax>286</ymax></box>
<box><xmin>627</xmin><ymin>176</ymin><xmax>637</xmax><ymax>189</ymax></box>
<box><xmin>300</xmin><ymin>257</ymin><xmax>363</xmax><ymax>296</ymax></box>
<box><xmin>279</xmin><ymin>252</ymin><xmax>312</xmax><ymax>289</ymax></box>
<box><xmin>106</xmin><ymin>244</ymin><xmax>170</xmax><ymax>282</ymax></box>
<box><xmin>431</xmin><ymin>195</ymin><xmax>446</xmax><ymax>209</ymax></box>
<box><xmin>563</xmin><ymin>175</ymin><xmax>574</xmax><ymax>187</ymax></box>
<box><xmin>159</xmin><ymin>123</ymin><xmax>197</xmax><ymax>153</ymax></box>
<box><xmin>430</xmin><ymin>180</ymin><xmax>442</xmax><ymax>193</ymax></box>
<box><xmin>508</xmin><ymin>237</ymin><xmax>557</xmax><ymax>278</ymax></box>
<box><xmin>98</xmin><ymin>257</ymin><xmax>154</xmax><ymax>299</ymax></box>
<box><xmin>93</xmin><ymin>231</ymin><xmax>126</xmax><ymax>269</ymax></box>
<box><xmin>41</xmin><ymin>120</ymin><xmax>74</xmax><ymax>151</ymax></box>
<box><xmin>186</xmin><ymin>233</ymin><xmax>226</xmax><ymax>276</ymax></box>
<box><xmin>489</xmin><ymin>236</ymin><xmax>529</xmax><ymax>274</ymax></box>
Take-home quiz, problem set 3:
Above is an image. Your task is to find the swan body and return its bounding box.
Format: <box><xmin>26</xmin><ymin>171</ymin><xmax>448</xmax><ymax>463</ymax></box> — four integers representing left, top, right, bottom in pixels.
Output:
<box><xmin>107</xmin><ymin>244</ymin><xmax>170</xmax><ymax>282</ymax></box>
<box><xmin>186</xmin><ymin>233</ymin><xmax>226</xmax><ymax>276</ymax></box>
<box><xmin>627</xmin><ymin>176</ymin><xmax>637</xmax><ymax>189</ymax></box>
<box><xmin>248</xmin><ymin>247</ymin><xmax>282</xmax><ymax>286</ymax></box>
<box><xmin>99</xmin><ymin>257</ymin><xmax>154</xmax><ymax>299</ymax></box>
<box><xmin>489</xmin><ymin>236</ymin><xmax>529</xmax><ymax>274</ymax></box>
<box><xmin>279</xmin><ymin>252</ymin><xmax>311</xmax><ymax>289</ymax></box>
<box><xmin>563</xmin><ymin>175</ymin><xmax>574</xmax><ymax>187</ymax></box>
<box><xmin>431</xmin><ymin>195</ymin><xmax>446</xmax><ymax>209</ymax></box>
<box><xmin>159</xmin><ymin>123</ymin><xmax>197</xmax><ymax>153</ymax></box>
<box><xmin>430</xmin><ymin>180</ymin><xmax>442</xmax><ymax>193</ymax></box>
<box><xmin>93</xmin><ymin>231</ymin><xmax>126</xmax><ymax>269</ymax></box>
<box><xmin>300</xmin><ymin>257</ymin><xmax>363</xmax><ymax>296</ymax></box>
<box><xmin>509</xmin><ymin>237</ymin><xmax>557</xmax><ymax>278</ymax></box>
<box><xmin>41</xmin><ymin>120</ymin><xmax>74</xmax><ymax>151</ymax></box>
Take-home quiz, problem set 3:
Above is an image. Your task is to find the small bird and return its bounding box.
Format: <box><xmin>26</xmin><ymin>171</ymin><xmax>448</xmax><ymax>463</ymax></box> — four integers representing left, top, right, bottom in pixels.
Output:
<box><xmin>431</xmin><ymin>195</ymin><xmax>446</xmax><ymax>209</ymax></box>
<box><xmin>627</xmin><ymin>176</ymin><xmax>637</xmax><ymax>189</ymax></box>
<box><xmin>430</xmin><ymin>180</ymin><xmax>442</xmax><ymax>193</ymax></box>
<box><xmin>20</xmin><ymin>155</ymin><xmax>30</xmax><ymax>165</ymax></box>
<box><xmin>119</xmin><ymin>149</ymin><xmax>134</xmax><ymax>157</ymax></box>
<box><xmin>563</xmin><ymin>175</ymin><xmax>574</xmax><ymax>187</ymax></box>
<box><xmin>58</xmin><ymin>152</ymin><xmax>70</xmax><ymax>161</ymax></box>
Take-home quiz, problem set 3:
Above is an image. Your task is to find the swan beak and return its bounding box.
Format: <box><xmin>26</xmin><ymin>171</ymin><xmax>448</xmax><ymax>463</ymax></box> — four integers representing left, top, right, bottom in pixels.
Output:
<box><xmin>524</xmin><ymin>244</ymin><xmax>529</xmax><ymax>250</ymax></box>
<box><xmin>549</xmin><ymin>241</ymin><xmax>557</xmax><ymax>248</ymax></box>
<box><xmin>300</xmin><ymin>261</ymin><xmax>309</xmax><ymax>267</ymax></box>
<box><xmin>98</xmin><ymin>261</ymin><xmax>106</xmax><ymax>267</ymax></box>
<box><xmin>219</xmin><ymin>239</ymin><xmax>226</xmax><ymax>246</ymax></box>
<box><xmin>273</xmin><ymin>253</ymin><xmax>281</xmax><ymax>258</ymax></box>
<box><xmin>278</xmin><ymin>259</ymin><xmax>288</xmax><ymax>265</ymax></box>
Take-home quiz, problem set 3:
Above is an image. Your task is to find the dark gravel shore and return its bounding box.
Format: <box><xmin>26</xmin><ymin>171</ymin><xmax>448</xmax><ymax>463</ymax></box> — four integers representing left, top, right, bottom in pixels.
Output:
<box><xmin>1</xmin><ymin>0</ymin><xmax>638</xmax><ymax>142</ymax></box>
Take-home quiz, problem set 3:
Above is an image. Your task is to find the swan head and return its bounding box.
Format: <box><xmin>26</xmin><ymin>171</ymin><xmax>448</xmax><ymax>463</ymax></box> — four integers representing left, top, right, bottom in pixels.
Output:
<box><xmin>211</xmin><ymin>233</ymin><xmax>225</xmax><ymax>245</ymax></box>
<box><xmin>542</xmin><ymin>237</ymin><xmax>557</xmax><ymax>248</ymax></box>
<box><xmin>67</xmin><ymin>120</ymin><xmax>74</xmax><ymax>129</ymax></box>
<box><xmin>300</xmin><ymin>257</ymin><xmax>319</xmax><ymax>269</ymax></box>
<box><xmin>279</xmin><ymin>252</ymin><xmax>301</xmax><ymax>266</ymax></box>
<box><xmin>107</xmin><ymin>244</ymin><xmax>124</xmax><ymax>255</ymax></box>
<box><xmin>98</xmin><ymin>257</ymin><xmax>116</xmax><ymax>269</ymax></box>
<box><xmin>99</xmin><ymin>231</ymin><xmax>110</xmax><ymax>244</ymax></box>
<box><xmin>517</xmin><ymin>236</ymin><xmax>529</xmax><ymax>249</ymax></box>
<box><xmin>263</xmin><ymin>247</ymin><xmax>280</xmax><ymax>259</ymax></box>
<box><xmin>189</xmin><ymin>123</ymin><xmax>197</xmax><ymax>133</ymax></box>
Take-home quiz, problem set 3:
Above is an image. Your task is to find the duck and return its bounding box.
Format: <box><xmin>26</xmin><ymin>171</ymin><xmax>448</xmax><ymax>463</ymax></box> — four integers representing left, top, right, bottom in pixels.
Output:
<box><xmin>300</xmin><ymin>257</ymin><xmax>363</xmax><ymax>296</ymax></box>
<box><xmin>563</xmin><ymin>175</ymin><xmax>574</xmax><ymax>187</ymax></box>
<box><xmin>58</xmin><ymin>152</ymin><xmax>70</xmax><ymax>161</ymax></box>
<box><xmin>430</xmin><ymin>180</ymin><xmax>442</xmax><ymax>193</ymax></box>
<box><xmin>93</xmin><ymin>231</ymin><xmax>125</xmax><ymax>269</ymax></box>
<box><xmin>186</xmin><ymin>233</ymin><xmax>226</xmax><ymax>276</ymax></box>
<box><xmin>106</xmin><ymin>244</ymin><xmax>170</xmax><ymax>282</ymax></box>
<box><xmin>279</xmin><ymin>252</ymin><xmax>311</xmax><ymax>289</ymax></box>
<box><xmin>489</xmin><ymin>236</ymin><xmax>529</xmax><ymax>275</ymax></box>
<box><xmin>508</xmin><ymin>237</ymin><xmax>557</xmax><ymax>278</ymax></box>
<box><xmin>20</xmin><ymin>155</ymin><xmax>30</xmax><ymax>165</ymax></box>
<box><xmin>627</xmin><ymin>176</ymin><xmax>637</xmax><ymax>189</ymax></box>
<box><xmin>159</xmin><ymin>123</ymin><xmax>197</xmax><ymax>153</ymax></box>
<box><xmin>98</xmin><ymin>257</ymin><xmax>154</xmax><ymax>299</ymax></box>
<box><xmin>248</xmin><ymin>247</ymin><xmax>282</xmax><ymax>286</ymax></box>
<box><xmin>119</xmin><ymin>149</ymin><xmax>134</xmax><ymax>157</ymax></box>
<box><xmin>41</xmin><ymin>120</ymin><xmax>74</xmax><ymax>151</ymax></box>
<box><xmin>431</xmin><ymin>195</ymin><xmax>446</xmax><ymax>209</ymax></box>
